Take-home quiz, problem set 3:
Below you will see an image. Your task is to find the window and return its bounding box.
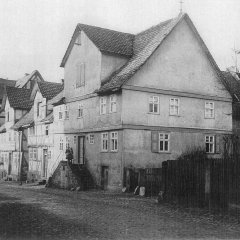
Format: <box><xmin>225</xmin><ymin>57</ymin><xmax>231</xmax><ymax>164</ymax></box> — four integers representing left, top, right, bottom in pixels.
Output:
<box><xmin>45</xmin><ymin>125</ymin><xmax>49</xmax><ymax>136</ymax></box>
<box><xmin>205</xmin><ymin>102</ymin><xmax>214</xmax><ymax>118</ymax></box>
<box><xmin>76</xmin><ymin>63</ymin><xmax>85</xmax><ymax>88</ymax></box>
<box><xmin>170</xmin><ymin>98</ymin><xmax>179</xmax><ymax>116</ymax></box>
<box><xmin>64</xmin><ymin>105</ymin><xmax>69</xmax><ymax>120</ymax></box>
<box><xmin>149</xmin><ymin>96</ymin><xmax>160</xmax><ymax>114</ymax></box>
<box><xmin>29</xmin><ymin>148</ymin><xmax>33</xmax><ymax>161</ymax></box>
<box><xmin>109</xmin><ymin>95</ymin><xmax>117</xmax><ymax>113</ymax></box>
<box><xmin>60</xmin><ymin>137</ymin><xmax>64</xmax><ymax>150</ymax></box>
<box><xmin>101</xmin><ymin>133</ymin><xmax>108</xmax><ymax>152</ymax></box>
<box><xmin>37</xmin><ymin>102</ymin><xmax>41</xmax><ymax>117</ymax></box>
<box><xmin>59</xmin><ymin>106</ymin><xmax>63</xmax><ymax>120</ymax></box>
<box><xmin>89</xmin><ymin>134</ymin><xmax>94</xmax><ymax>144</ymax></box>
<box><xmin>33</xmin><ymin>148</ymin><xmax>37</xmax><ymax>161</ymax></box>
<box><xmin>110</xmin><ymin>132</ymin><xmax>118</xmax><ymax>152</ymax></box>
<box><xmin>100</xmin><ymin>97</ymin><xmax>107</xmax><ymax>115</ymax></box>
<box><xmin>78</xmin><ymin>104</ymin><xmax>83</xmax><ymax>118</ymax></box>
<box><xmin>66</xmin><ymin>137</ymin><xmax>70</xmax><ymax>149</ymax></box>
<box><xmin>205</xmin><ymin>135</ymin><xmax>214</xmax><ymax>153</ymax></box>
<box><xmin>74</xmin><ymin>136</ymin><xmax>77</xmax><ymax>144</ymax></box>
<box><xmin>159</xmin><ymin>133</ymin><xmax>170</xmax><ymax>152</ymax></box>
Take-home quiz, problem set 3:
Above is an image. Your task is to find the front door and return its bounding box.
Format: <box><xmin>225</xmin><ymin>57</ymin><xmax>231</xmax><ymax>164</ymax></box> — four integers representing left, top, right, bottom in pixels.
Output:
<box><xmin>101</xmin><ymin>166</ymin><xmax>109</xmax><ymax>190</ymax></box>
<box><xmin>42</xmin><ymin>149</ymin><xmax>48</xmax><ymax>178</ymax></box>
<box><xmin>78</xmin><ymin>136</ymin><xmax>85</xmax><ymax>164</ymax></box>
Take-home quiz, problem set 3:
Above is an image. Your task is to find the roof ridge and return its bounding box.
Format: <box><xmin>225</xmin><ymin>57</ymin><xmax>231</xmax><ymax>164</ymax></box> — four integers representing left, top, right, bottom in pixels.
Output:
<box><xmin>77</xmin><ymin>23</ymin><xmax>135</xmax><ymax>36</ymax></box>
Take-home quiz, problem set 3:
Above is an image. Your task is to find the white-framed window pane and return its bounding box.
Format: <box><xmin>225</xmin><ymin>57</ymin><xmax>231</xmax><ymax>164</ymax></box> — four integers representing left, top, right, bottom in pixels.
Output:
<box><xmin>149</xmin><ymin>96</ymin><xmax>159</xmax><ymax>114</ymax></box>
<box><xmin>100</xmin><ymin>97</ymin><xmax>107</xmax><ymax>115</ymax></box>
<box><xmin>110</xmin><ymin>95</ymin><xmax>117</xmax><ymax>113</ymax></box>
<box><xmin>205</xmin><ymin>135</ymin><xmax>215</xmax><ymax>153</ymax></box>
<box><xmin>78</xmin><ymin>104</ymin><xmax>83</xmax><ymax>118</ymax></box>
<box><xmin>89</xmin><ymin>134</ymin><xmax>94</xmax><ymax>144</ymax></box>
<box><xmin>110</xmin><ymin>132</ymin><xmax>118</xmax><ymax>151</ymax></box>
<box><xmin>65</xmin><ymin>105</ymin><xmax>69</xmax><ymax>119</ymax></box>
<box><xmin>170</xmin><ymin>98</ymin><xmax>179</xmax><ymax>115</ymax></box>
<box><xmin>101</xmin><ymin>133</ymin><xmax>108</xmax><ymax>151</ymax></box>
<box><xmin>205</xmin><ymin>102</ymin><xmax>214</xmax><ymax>118</ymax></box>
<box><xmin>159</xmin><ymin>133</ymin><xmax>170</xmax><ymax>152</ymax></box>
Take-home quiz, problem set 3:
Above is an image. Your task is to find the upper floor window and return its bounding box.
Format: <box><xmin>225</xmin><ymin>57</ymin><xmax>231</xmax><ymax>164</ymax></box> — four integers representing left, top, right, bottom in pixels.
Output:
<box><xmin>59</xmin><ymin>106</ymin><xmax>63</xmax><ymax>120</ymax></box>
<box><xmin>170</xmin><ymin>98</ymin><xmax>179</xmax><ymax>116</ymax></box>
<box><xmin>37</xmin><ymin>102</ymin><xmax>41</xmax><ymax>117</ymax></box>
<box><xmin>149</xmin><ymin>96</ymin><xmax>159</xmax><ymax>114</ymax></box>
<box><xmin>205</xmin><ymin>135</ymin><xmax>214</xmax><ymax>153</ymax></box>
<box><xmin>89</xmin><ymin>134</ymin><xmax>94</xmax><ymax>144</ymax></box>
<box><xmin>100</xmin><ymin>97</ymin><xmax>107</xmax><ymax>115</ymax></box>
<box><xmin>109</xmin><ymin>95</ymin><xmax>117</xmax><ymax>113</ymax></box>
<box><xmin>205</xmin><ymin>102</ymin><xmax>214</xmax><ymax>118</ymax></box>
<box><xmin>45</xmin><ymin>125</ymin><xmax>49</xmax><ymax>136</ymax></box>
<box><xmin>66</xmin><ymin>137</ymin><xmax>70</xmax><ymax>149</ymax></box>
<box><xmin>110</xmin><ymin>132</ymin><xmax>118</xmax><ymax>152</ymax></box>
<box><xmin>101</xmin><ymin>133</ymin><xmax>108</xmax><ymax>152</ymax></box>
<box><xmin>60</xmin><ymin>137</ymin><xmax>64</xmax><ymax>150</ymax></box>
<box><xmin>64</xmin><ymin>105</ymin><xmax>69</xmax><ymax>120</ymax></box>
<box><xmin>78</xmin><ymin>104</ymin><xmax>83</xmax><ymax>118</ymax></box>
<box><xmin>76</xmin><ymin>63</ymin><xmax>85</xmax><ymax>88</ymax></box>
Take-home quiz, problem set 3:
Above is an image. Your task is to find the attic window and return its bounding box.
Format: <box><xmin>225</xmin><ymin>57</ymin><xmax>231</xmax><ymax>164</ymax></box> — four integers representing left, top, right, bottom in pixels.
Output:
<box><xmin>75</xmin><ymin>34</ymin><xmax>81</xmax><ymax>45</ymax></box>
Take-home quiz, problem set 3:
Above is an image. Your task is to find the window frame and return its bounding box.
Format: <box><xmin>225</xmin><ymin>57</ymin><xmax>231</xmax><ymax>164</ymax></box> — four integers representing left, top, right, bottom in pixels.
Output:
<box><xmin>59</xmin><ymin>106</ymin><xmax>63</xmax><ymax>120</ymax></box>
<box><xmin>205</xmin><ymin>135</ymin><xmax>215</xmax><ymax>154</ymax></box>
<box><xmin>45</xmin><ymin>125</ymin><xmax>49</xmax><ymax>136</ymax></box>
<box><xmin>205</xmin><ymin>101</ymin><xmax>215</xmax><ymax>119</ymax></box>
<box><xmin>109</xmin><ymin>95</ymin><xmax>117</xmax><ymax>113</ymax></box>
<box><xmin>169</xmin><ymin>98</ymin><xmax>180</xmax><ymax>116</ymax></box>
<box><xmin>89</xmin><ymin>134</ymin><xmax>94</xmax><ymax>144</ymax></box>
<box><xmin>100</xmin><ymin>97</ymin><xmax>107</xmax><ymax>115</ymax></box>
<box><xmin>59</xmin><ymin>137</ymin><xmax>64</xmax><ymax>151</ymax></box>
<box><xmin>77</xmin><ymin>104</ymin><xmax>83</xmax><ymax>118</ymax></box>
<box><xmin>64</xmin><ymin>105</ymin><xmax>69</xmax><ymax>120</ymax></box>
<box><xmin>149</xmin><ymin>96</ymin><xmax>160</xmax><ymax>114</ymax></box>
<box><xmin>101</xmin><ymin>132</ymin><xmax>108</xmax><ymax>152</ymax></box>
<box><xmin>110</xmin><ymin>132</ymin><xmax>118</xmax><ymax>152</ymax></box>
<box><xmin>159</xmin><ymin>133</ymin><xmax>170</xmax><ymax>153</ymax></box>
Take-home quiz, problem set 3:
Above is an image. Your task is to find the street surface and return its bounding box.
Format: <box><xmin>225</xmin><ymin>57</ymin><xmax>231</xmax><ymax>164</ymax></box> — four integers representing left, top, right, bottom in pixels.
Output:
<box><xmin>0</xmin><ymin>182</ymin><xmax>240</xmax><ymax>240</ymax></box>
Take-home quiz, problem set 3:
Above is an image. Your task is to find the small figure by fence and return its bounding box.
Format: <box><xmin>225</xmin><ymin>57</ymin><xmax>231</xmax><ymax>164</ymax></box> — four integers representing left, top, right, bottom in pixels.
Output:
<box><xmin>65</xmin><ymin>147</ymin><xmax>73</xmax><ymax>165</ymax></box>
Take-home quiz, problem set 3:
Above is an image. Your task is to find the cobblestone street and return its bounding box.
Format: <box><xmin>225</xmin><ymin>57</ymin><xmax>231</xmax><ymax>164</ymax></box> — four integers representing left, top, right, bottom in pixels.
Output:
<box><xmin>0</xmin><ymin>182</ymin><xmax>240</xmax><ymax>240</ymax></box>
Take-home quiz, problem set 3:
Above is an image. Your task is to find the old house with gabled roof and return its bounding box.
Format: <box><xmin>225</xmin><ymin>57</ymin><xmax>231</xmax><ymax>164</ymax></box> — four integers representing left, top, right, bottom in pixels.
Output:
<box><xmin>0</xmin><ymin>70</ymin><xmax>44</xmax><ymax>180</ymax></box>
<box><xmin>52</xmin><ymin>13</ymin><xmax>232</xmax><ymax>191</ymax></box>
<box><xmin>12</xmin><ymin>81</ymin><xmax>63</xmax><ymax>182</ymax></box>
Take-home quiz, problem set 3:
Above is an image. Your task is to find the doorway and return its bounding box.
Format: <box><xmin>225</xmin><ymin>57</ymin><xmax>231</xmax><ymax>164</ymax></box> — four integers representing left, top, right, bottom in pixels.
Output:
<box><xmin>78</xmin><ymin>136</ymin><xmax>85</xmax><ymax>164</ymax></box>
<box><xmin>101</xmin><ymin>166</ymin><xmax>109</xmax><ymax>190</ymax></box>
<box><xmin>42</xmin><ymin>149</ymin><xmax>48</xmax><ymax>178</ymax></box>
<box><xmin>8</xmin><ymin>152</ymin><xmax>12</xmax><ymax>175</ymax></box>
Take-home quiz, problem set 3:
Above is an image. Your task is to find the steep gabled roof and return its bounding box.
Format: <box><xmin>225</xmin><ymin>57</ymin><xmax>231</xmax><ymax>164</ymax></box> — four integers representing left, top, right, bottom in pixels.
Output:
<box><xmin>0</xmin><ymin>78</ymin><xmax>16</xmax><ymax>103</ymax></box>
<box><xmin>97</xmin><ymin>13</ymin><xmax>228</xmax><ymax>94</ymax></box>
<box><xmin>11</xmin><ymin>107</ymin><xmax>34</xmax><ymax>130</ymax></box>
<box><xmin>38</xmin><ymin>81</ymin><xmax>64</xmax><ymax>100</ymax></box>
<box><xmin>222</xmin><ymin>71</ymin><xmax>240</xmax><ymax>102</ymax></box>
<box><xmin>6</xmin><ymin>86</ymin><xmax>32</xmax><ymax>110</ymax></box>
<box><xmin>60</xmin><ymin>24</ymin><xmax>134</xmax><ymax>67</ymax></box>
<box><xmin>15</xmin><ymin>70</ymin><xmax>44</xmax><ymax>88</ymax></box>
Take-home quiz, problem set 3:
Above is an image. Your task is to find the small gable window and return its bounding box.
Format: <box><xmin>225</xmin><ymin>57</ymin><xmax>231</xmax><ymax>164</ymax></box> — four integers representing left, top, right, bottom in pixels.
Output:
<box><xmin>149</xmin><ymin>96</ymin><xmax>159</xmax><ymax>114</ymax></box>
<box><xmin>76</xmin><ymin>63</ymin><xmax>85</xmax><ymax>88</ymax></box>
<box><xmin>45</xmin><ymin>125</ymin><xmax>49</xmax><ymax>136</ymax></box>
<box><xmin>37</xmin><ymin>102</ymin><xmax>41</xmax><ymax>117</ymax></box>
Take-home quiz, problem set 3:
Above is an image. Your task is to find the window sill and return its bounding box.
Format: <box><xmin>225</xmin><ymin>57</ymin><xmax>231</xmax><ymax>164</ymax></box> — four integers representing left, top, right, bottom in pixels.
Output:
<box><xmin>148</xmin><ymin>112</ymin><xmax>160</xmax><ymax>115</ymax></box>
<box><xmin>158</xmin><ymin>151</ymin><xmax>171</xmax><ymax>154</ymax></box>
<box><xmin>204</xmin><ymin>117</ymin><xmax>215</xmax><ymax>119</ymax></box>
<box><xmin>110</xmin><ymin>150</ymin><xmax>118</xmax><ymax>153</ymax></box>
<box><xmin>101</xmin><ymin>150</ymin><xmax>108</xmax><ymax>153</ymax></box>
<box><xmin>169</xmin><ymin>114</ymin><xmax>180</xmax><ymax>117</ymax></box>
<box><xmin>77</xmin><ymin>117</ymin><xmax>83</xmax><ymax>119</ymax></box>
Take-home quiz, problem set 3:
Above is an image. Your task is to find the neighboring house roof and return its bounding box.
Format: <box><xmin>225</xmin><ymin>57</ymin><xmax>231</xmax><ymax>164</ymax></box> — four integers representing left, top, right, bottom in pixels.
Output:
<box><xmin>60</xmin><ymin>24</ymin><xmax>135</xmax><ymax>67</ymax></box>
<box><xmin>96</xmin><ymin>13</ymin><xmax>228</xmax><ymax>94</ymax></box>
<box><xmin>222</xmin><ymin>71</ymin><xmax>240</xmax><ymax>102</ymax></box>
<box><xmin>38</xmin><ymin>81</ymin><xmax>64</xmax><ymax>100</ymax></box>
<box><xmin>41</xmin><ymin>111</ymin><xmax>53</xmax><ymax>123</ymax></box>
<box><xmin>6</xmin><ymin>86</ymin><xmax>32</xmax><ymax>110</ymax></box>
<box><xmin>11</xmin><ymin>107</ymin><xmax>34</xmax><ymax>130</ymax></box>
<box><xmin>0</xmin><ymin>78</ymin><xmax>16</xmax><ymax>104</ymax></box>
<box><xmin>15</xmin><ymin>70</ymin><xmax>44</xmax><ymax>88</ymax></box>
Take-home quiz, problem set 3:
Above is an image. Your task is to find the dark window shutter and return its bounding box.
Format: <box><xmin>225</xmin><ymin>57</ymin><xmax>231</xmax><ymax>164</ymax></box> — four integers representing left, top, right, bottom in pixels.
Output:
<box><xmin>215</xmin><ymin>135</ymin><xmax>220</xmax><ymax>154</ymax></box>
<box><xmin>151</xmin><ymin>131</ymin><xmax>159</xmax><ymax>153</ymax></box>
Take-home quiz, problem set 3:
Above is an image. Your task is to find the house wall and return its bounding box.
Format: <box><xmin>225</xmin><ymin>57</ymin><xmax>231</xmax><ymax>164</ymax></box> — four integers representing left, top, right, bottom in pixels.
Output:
<box><xmin>64</xmin><ymin>31</ymin><xmax>102</xmax><ymax>100</ymax></box>
<box><xmin>100</xmin><ymin>53</ymin><xmax>129</xmax><ymax>81</ymax></box>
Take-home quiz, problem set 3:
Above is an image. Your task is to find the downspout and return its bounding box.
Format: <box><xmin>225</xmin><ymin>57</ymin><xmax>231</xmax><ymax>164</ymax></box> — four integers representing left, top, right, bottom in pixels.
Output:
<box><xmin>18</xmin><ymin>129</ymin><xmax>23</xmax><ymax>183</ymax></box>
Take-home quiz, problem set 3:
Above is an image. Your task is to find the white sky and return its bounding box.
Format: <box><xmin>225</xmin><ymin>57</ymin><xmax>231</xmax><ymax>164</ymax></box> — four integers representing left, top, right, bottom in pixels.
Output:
<box><xmin>0</xmin><ymin>0</ymin><xmax>240</xmax><ymax>82</ymax></box>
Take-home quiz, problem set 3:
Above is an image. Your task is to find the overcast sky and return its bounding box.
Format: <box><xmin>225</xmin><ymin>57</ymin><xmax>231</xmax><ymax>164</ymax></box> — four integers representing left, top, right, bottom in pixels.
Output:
<box><xmin>0</xmin><ymin>0</ymin><xmax>240</xmax><ymax>82</ymax></box>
